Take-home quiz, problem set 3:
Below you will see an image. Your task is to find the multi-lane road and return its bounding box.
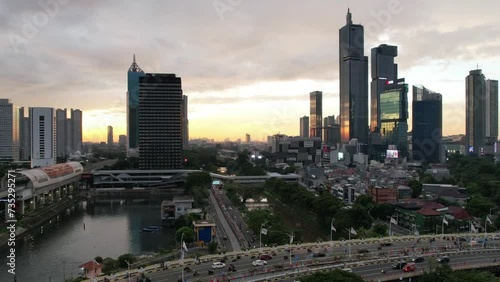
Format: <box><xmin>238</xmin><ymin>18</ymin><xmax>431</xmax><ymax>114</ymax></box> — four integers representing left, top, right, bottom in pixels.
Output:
<box><xmin>127</xmin><ymin>237</ymin><xmax>500</xmax><ymax>281</ymax></box>
<box><xmin>83</xmin><ymin>158</ymin><xmax>117</xmax><ymax>172</ymax></box>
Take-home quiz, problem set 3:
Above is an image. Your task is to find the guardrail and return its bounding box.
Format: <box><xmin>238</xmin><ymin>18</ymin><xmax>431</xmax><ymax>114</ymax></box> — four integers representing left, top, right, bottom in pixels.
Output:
<box><xmin>80</xmin><ymin>234</ymin><xmax>500</xmax><ymax>282</ymax></box>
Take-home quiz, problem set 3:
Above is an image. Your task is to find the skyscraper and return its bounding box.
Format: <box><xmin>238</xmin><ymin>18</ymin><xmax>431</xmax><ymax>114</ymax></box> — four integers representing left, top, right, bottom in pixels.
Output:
<box><xmin>370</xmin><ymin>44</ymin><xmax>398</xmax><ymax>132</ymax></box>
<box><xmin>299</xmin><ymin>116</ymin><xmax>309</xmax><ymax>137</ymax></box>
<box><xmin>486</xmin><ymin>79</ymin><xmax>499</xmax><ymax>142</ymax></box>
<box><xmin>339</xmin><ymin>9</ymin><xmax>369</xmax><ymax>144</ymax></box>
<box><xmin>466</xmin><ymin>69</ymin><xmax>487</xmax><ymax>155</ymax></box>
<box><xmin>107</xmin><ymin>125</ymin><xmax>114</xmax><ymax>146</ymax></box>
<box><xmin>18</xmin><ymin>107</ymin><xmax>30</xmax><ymax>161</ymax></box>
<box><xmin>309</xmin><ymin>91</ymin><xmax>322</xmax><ymax>139</ymax></box>
<box><xmin>0</xmin><ymin>99</ymin><xmax>19</xmax><ymax>162</ymax></box>
<box><xmin>71</xmin><ymin>109</ymin><xmax>82</xmax><ymax>154</ymax></box>
<box><xmin>118</xmin><ymin>135</ymin><xmax>127</xmax><ymax>147</ymax></box>
<box><xmin>56</xmin><ymin>108</ymin><xmax>67</xmax><ymax>158</ymax></box>
<box><xmin>412</xmin><ymin>85</ymin><xmax>442</xmax><ymax>163</ymax></box>
<box><xmin>138</xmin><ymin>73</ymin><xmax>183</xmax><ymax>169</ymax></box>
<box><xmin>323</xmin><ymin>115</ymin><xmax>340</xmax><ymax>146</ymax></box>
<box><xmin>30</xmin><ymin>107</ymin><xmax>56</xmax><ymax>168</ymax></box>
<box><xmin>181</xmin><ymin>95</ymin><xmax>189</xmax><ymax>149</ymax></box>
<box><xmin>245</xmin><ymin>133</ymin><xmax>251</xmax><ymax>144</ymax></box>
<box><xmin>379</xmin><ymin>81</ymin><xmax>408</xmax><ymax>155</ymax></box>
<box><xmin>127</xmin><ymin>54</ymin><xmax>145</xmax><ymax>154</ymax></box>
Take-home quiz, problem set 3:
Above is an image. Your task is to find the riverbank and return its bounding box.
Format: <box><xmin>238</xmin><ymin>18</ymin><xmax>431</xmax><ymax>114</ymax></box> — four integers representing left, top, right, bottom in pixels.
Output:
<box><xmin>0</xmin><ymin>193</ymin><xmax>85</xmax><ymax>248</ymax></box>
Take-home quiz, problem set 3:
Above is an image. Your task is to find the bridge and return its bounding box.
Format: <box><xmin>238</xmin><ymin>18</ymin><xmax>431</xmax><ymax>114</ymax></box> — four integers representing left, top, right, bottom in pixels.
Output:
<box><xmin>81</xmin><ymin>233</ymin><xmax>500</xmax><ymax>282</ymax></box>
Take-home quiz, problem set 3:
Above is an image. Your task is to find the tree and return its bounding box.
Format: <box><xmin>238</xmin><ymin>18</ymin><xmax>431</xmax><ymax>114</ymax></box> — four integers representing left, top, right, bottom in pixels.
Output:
<box><xmin>208</xmin><ymin>242</ymin><xmax>218</xmax><ymax>254</ymax></box>
<box><xmin>370</xmin><ymin>204</ymin><xmax>395</xmax><ymax>220</ymax></box>
<box><xmin>466</xmin><ymin>195</ymin><xmax>494</xmax><ymax>217</ymax></box>
<box><xmin>185</xmin><ymin>172</ymin><xmax>212</xmax><ymax>190</ymax></box>
<box><xmin>408</xmin><ymin>179</ymin><xmax>423</xmax><ymax>198</ymax></box>
<box><xmin>371</xmin><ymin>224</ymin><xmax>388</xmax><ymax>236</ymax></box>
<box><xmin>354</xmin><ymin>194</ymin><xmax>374</xmax><ymax>209</ymax></box>
<box><xmin>117</xmin><ymin>254</ymin><xmax>136</xmax><ymax>269</ymax></box>
<box><xmin>94</xmin><ymin>256</ymin><xmax>103</xmax><ymax>263</ymax></box>
<box><xmin>176</xmin><ymin>226</ymin><xmax>195</xmax><ymax>243</ymax></box>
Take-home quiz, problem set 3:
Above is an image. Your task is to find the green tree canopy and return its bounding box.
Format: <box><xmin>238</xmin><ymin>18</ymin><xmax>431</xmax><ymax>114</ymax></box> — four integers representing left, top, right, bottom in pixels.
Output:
<box><xmin>175</xmin><ymin>226</ymin><xmax>195</xmax><ymax>243</ymax></box>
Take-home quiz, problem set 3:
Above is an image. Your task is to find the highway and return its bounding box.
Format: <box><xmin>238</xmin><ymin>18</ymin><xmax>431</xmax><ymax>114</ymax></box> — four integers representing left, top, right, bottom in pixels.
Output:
<box><xmin>83</xmin><ymin>159</ymin><xmax>117</xmax><ymax>172</ymax></box>
<box><xmin>209</xmin><ymin>189</ymin><xmax>241</xmax><ymax>252</ymax></box>
<box><xmin>121</xmin><ymin>237</ymin><xmax>500</xmax><ymax>282</ymax></box>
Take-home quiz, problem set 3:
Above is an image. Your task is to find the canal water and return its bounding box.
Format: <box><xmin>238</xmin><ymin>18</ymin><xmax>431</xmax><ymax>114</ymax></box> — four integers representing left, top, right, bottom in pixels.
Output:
<box><xmin>0</xmin><ymin>198</ymin><xmax>176</xmax><ymax>282</ymax></box>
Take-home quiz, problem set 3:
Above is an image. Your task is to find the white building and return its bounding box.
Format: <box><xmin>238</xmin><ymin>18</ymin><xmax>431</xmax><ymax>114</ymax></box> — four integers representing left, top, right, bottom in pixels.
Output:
<box><xmin>0</xmin><ymin>99</ymin><xmax>19</xmax><ymax>162</ymax></box>
<box><xmin>30</xmin><ymin>107</ymin><xmax>56</xmax><ymax>168</ymax></box>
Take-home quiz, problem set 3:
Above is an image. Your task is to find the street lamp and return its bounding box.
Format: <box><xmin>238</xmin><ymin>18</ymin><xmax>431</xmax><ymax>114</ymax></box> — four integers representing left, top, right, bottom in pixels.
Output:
<box><xmin>259</xmin><ymin>223</ymin><xmax>266</xmax><ymax>250</ymax></box>
<box><xmin>124</xmin><ymin>260</ymin><xmax>131</xmax><ymax>282</ymax></box>
<box><xmin>330</xmin><ymin>218</ymin><xmax>335</xmax><ymax>242</ymax></box>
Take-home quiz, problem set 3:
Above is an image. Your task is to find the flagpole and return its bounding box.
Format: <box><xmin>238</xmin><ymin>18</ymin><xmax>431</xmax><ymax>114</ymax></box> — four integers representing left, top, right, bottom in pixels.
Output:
<box><xmin>442</xmin><ymin>217</ymin><xmax>444</xmax><ymax>236</ymax></box>
<box><xmin>330</xmin><ymin>218</ymin><xmax>334</xmax><ymax>242</ymax></box>
<box><xmin>181</xmin><ymin>232</ymin><xmax>184</xmax><ymax>282</ymax></box>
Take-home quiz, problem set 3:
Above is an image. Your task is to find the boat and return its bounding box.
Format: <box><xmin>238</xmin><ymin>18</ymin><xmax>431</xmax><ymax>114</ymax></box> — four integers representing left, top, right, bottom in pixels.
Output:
<box><xmin>140</xmin><ymin>226</ymin><xmax>161</xmax><ymax>233</ymax></box>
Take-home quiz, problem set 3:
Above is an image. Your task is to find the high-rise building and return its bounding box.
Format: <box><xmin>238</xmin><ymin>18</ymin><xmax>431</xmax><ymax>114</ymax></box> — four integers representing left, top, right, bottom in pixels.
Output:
<box><xmin>107</xmin><ymin>125</ymin><xmax>114</xmax><ymax>145</ymax></box>
<box><xmin>18</xmin><ymin>107</ymin><xmax>30</xmax><ymax>161</ymax></box>
<box><xmin>309</xmin><ymin>91</ymin><xmax>322</xmax><ymax>139</ymax></box>
<box><xmin>370</xmin><ymin>44</ymin><xmax>398</xmax><ymax>132</ymax></box>
<box><xmin>412</xmin><ymin>85</ymin><xmax>442</xmax><ymax>163</ymax></box>
<box><xmin>245</xmin><ymin>133</ymin><xmax>251</xmax><ymax>144</ymax></box>
<box><xmin>0</xmin><ymin>99</ymin><xmax>19</xmax><ymax>162</ymax></box>
<box><xmin>486</xmin><ymin>79</ymin><xmax>499</xmax><ymax>142</ymax></box>
<box><xmin>138</xmin><ymin>73</ymin><xmax>183</xmax><ymax>169</ymax></box>
<box><xmin>127</xmin><ymin>55</ymin><xmax>146</xmax><ymax>154</ymax></box>
<box><xmin>466</xmin><ymin>69</ymin><xmax>487</xmax><ymax>155</ymax></box>
<box><xmin>339</xmin><ymin>9</ymin><xmax>369</xmax><ymax>144</ymax></box>
<box><xmin>70</xmin><ymin>109</ymin><xmax>82</xmax><ymax>154</ymax></box>
<box><xmin>299</xmin><ymin>116</ymin><xmax>309</xmax><ymax>137</ymax></box>
<box><xmin>323</xmin><ymin>115</ymin><xmax>340</xmax><ymax>146</ymax></box>
<box><xmin>118</xmin><ymin>135</ymin><xmax>127</xmax><ymax>147</ymax></box>
<box><xmin>379</xmin><ymin>81</ymin><xmax>408</xmax><ymax>155</ymax></box>
<box><xmin>56</xmin><ymin>108</ymin><xmax>67</xmax><ymax>158</ymax></box>
<box><xmin>181</xmin><ymin>95</ymin><xmax>189</xmax><ymax>149</ymax></box>
<box><xmin>30</xmin><ymin>107</ymin><xmax>56</xmax><ymax>168</ymax></box>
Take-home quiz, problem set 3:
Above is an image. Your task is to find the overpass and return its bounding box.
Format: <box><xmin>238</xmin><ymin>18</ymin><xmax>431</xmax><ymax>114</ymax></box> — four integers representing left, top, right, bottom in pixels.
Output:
<box><xmin>209</xmin><ymin>172</ymin><xmax>301</xmax><ymax>187</ymax></box>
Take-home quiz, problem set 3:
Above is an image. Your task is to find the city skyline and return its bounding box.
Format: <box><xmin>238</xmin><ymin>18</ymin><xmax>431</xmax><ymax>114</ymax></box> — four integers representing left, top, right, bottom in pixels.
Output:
<box><xmin>3</xmin><ymin>1</ymin><xmax>500</xmax><ymax>142</ymax></box>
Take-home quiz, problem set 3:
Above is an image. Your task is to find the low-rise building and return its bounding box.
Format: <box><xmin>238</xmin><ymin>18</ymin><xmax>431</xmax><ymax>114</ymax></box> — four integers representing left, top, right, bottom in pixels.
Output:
<box><xmin>193</xmin><ymin>220</ymin><xmax>216</xmax><ymax>247</ymax></box>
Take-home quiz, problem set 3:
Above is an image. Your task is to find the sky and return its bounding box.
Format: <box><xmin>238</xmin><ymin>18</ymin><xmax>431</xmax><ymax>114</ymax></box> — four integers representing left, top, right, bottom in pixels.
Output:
<box><xmin>2</xmin><ymin>0</ymin><xmax>500</xmax><ymax>142</ymax></box>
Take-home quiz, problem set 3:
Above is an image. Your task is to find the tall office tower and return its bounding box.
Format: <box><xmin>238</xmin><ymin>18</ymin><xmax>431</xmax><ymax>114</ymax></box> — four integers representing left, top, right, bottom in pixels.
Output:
<box><xmin>127</xmin><ymin>54</ymin><xmax>146</xmax><ymax>154</ymax></box>
<box><xmin>30</xmin><ymin>107</ymin><xmax>56</xmax><ymax>168</ymax></box>
<box><xmin>339</xmin><ymin>9</ymin><xmax>369</xmax><ymax>144</ymax></box>
<box><xmin>107</xmin><ymin>125</ymin><xmax>114</xmax><ymax>145</ymax></box>
<box><xmin>486</xmin><ymin>79</ymin><xmax>499</xmax><ymax>142</ymax></box>
<box><xmin>309</xmin><ymin>91</ymin><xmax>323</xmax><ymax>139</ymax></box>
<box><xmin>65</xmin><ymin>118</ymin><xmax>72</xmax><ymax>154</ymax></box>
<box><xmin>370</xmin><ymin>44</ymin><xmax>398</xmax><ymax>132</ymax></box>
<box><xmin>300</xmin><ymin>116</ymin><xmax>309</xmax><ymax>137</ymax></box>
<box><xmin>412</xmin><ymin>85</ymin><xmax>442</xmax><ymax>163</ymax></box>
<box><xmin>19</xmin><ymin>107</ymin><xmax>31</xmax><ymax>161</ymax></box>
<box><xmin>181</xmin><ymin>95</ymin><xmax>189</xmax><ymax>149</ymax></box>
<box><xmin>56</xmin><ymin>108</ymin><xmax>67</xmax><ymax>158</ymax></box>
<box><xmin>379</xmin><ymin>81</ymin><xmax>408</xmax><ymax>155</ymax></box>
<box><xmin>245</xmin><ymin>133</ymin><xmax>251</xmax><ymax>144</ymax></box>
<box><xmin>466</xmin><ymin>69</ymin><xmax>487</xmax><ymax>155</ymax></box>
<box><xmin>118</xmin><ymin>135</ymin><xmax>127</xmax><ymax>147</ymax></box>
<box><xmin>323</xmin><ymin>115</ymin><xmax>340</xmax><ymax>146</ymax></box>
<box><xmin>71</xmin><ymin>109</ymin><xmax>82</xmax><ymax>154</ymax></box>
<box><xmin>138</xmin><ymin>73</ymin><xmax>183</xmax><ymax>169</ymax></box>
<box><xmin>0</xmin><ymin>99</ymin><xmax>19</xmax><ymax>162</ymax></box>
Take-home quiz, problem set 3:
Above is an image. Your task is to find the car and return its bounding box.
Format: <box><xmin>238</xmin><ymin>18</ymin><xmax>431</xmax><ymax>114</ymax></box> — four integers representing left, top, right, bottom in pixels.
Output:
<box><xmin>252</xmin><ymin>260</ymin><xmax>267</xmax><ymax>267</ymax></box>
<box><xmin>438</xmin><ymin>256</ymin><xmax>450</xmax><ymax>263</ymax></box>
<box><xmin>341</xmin><ymin>268</ymin><xmax>353</xmax><ymax>272</ymax></box>
<box><xmin>458</xmin><ymin>237</ymin><xmax>468</xmax><ymax>242</ymax></box>
<box><xmin>212</xmin><ymin>262</ymin><xmax>226</xmax><ymax>269</ymax></box>
<box><xmin>313</xmin><ymin>252</ymin><xmax>326</xmax><ymax>257</ymax></box>
<box><xmin>260</xmin><ymin>254</ymin><xmax>273</xmax><ymax>260</ymax></box>
<box><xmin>357</xmin><ymin>249</ymin><xmax>370</xmax><ymax>254</ymax></box>
<box><xmin>222</xmin><ymin>236</ymin><xmax>228</xmax><ymax>240</ymax></box>
<box><xmin>392</xmin><ymin>262</ymin><xmax>407</xmax><ymax>270</ymax></box>
<box><xmin>380</xmin><ymin>242</ymin><xmax>393</xmax><ymax>247</ymax></box>
<box><xmin>412</xmin><ymin>257</ymin><xmax>425</xmax><ymax>263</ymax></box>
<box><xmin>403</xmin><ymin>263</ymin><xmax>417</xmax><ymax>272</ymax></box>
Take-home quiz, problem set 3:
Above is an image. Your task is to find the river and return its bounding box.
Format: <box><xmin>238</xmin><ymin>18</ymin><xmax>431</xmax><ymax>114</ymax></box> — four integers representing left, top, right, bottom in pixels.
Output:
<box><xmin>0</xmin><ymin>198</ymin><xmax>176</xmax><ymax>282</ymax></box>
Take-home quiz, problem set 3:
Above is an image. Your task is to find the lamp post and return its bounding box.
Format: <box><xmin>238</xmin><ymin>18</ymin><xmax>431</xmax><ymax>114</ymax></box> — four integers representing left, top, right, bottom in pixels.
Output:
<box><xmin>330</xmin><ymin>218</ymin><xmax>335</xmax><ymax>242</ymax></box>
<box><xmin>124</xmin><ymin>260</ymin><xmax>131</xmax><ymax>282</ymax></box>
<box><xmin>180</xmin><ymin>232</ymin><xmax>185</xmax><ymax>282</ymax></box>
<box><xmin>286</xmin><ymin>232</ymin><xmax>294</xmax><ymax>265</ymax></box>
<box><xmin>259</xmin><ymin>223</ymin><xmax>265</xmax><ymax>250</ymax></box>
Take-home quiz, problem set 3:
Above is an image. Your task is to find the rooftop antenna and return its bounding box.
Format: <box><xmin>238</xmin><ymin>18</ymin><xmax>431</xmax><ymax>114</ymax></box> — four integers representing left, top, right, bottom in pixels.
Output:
<box><xmin>133</xmin><ymin>54</ymin><xmax>136</xmax><ymax>64</ymax></box>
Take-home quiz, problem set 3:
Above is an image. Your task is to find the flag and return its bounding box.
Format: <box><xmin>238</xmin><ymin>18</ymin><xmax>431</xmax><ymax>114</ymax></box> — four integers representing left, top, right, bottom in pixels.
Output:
<box><xmin>350</xmin><ymin>227</ymin><xmax>357</xmax><ymax>235</ymax></box>
<box><xmin>471</xmin><ymin>224</ymin><xmax>477</xmax><ymax>233</ymax></box>
<box><xmin>443</xmin><ymin>217</ymin><xmax>448</xmax><ymax>226</ymax></box>
<box><xmin>290</xmin><ymin>235</ymin><xmax>294</xmax><ymax>244</ymax></box>
<box><xmin>182</xmin><ymin>241</ymin><xmax>188</xmax><ymax>252</ymax></box>
<box><xmin>261</xmin><ymin>228</ymin><xmax>268</xmax><ymax>235</ymax></box>
<box><xmin>487</xmin><ymin>216</ymin><xmax>493</xmax><ymax>225</ymax></box>
<box><xmin>390</xmin><ymin>217</ymin><xmax>397</xmax><ymax>225</ymax></box>
<box><xmin>331</xmin><ymin>224</ymin><xmax>337</xmax><ymax>232</ymax></box>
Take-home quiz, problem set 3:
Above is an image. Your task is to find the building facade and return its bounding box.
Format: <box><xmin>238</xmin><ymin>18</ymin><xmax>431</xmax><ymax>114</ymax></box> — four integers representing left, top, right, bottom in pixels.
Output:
<box><xmin>299</xmin><ymin>116</ymin><xmax>309</xmax><ymax>138</ymax></box>
<box><xmin>339</xmin><ymin>9</ymin><xmax>369</xmax><ymax>145</ymax></box>
<box><xmin>309</xmin><ymin>91</ymin><xmax>322</xmax><ymax>139</ymax></box>
<box><xmin>486</xmin><ymin>79</ymin><xmax>499</xmax><ymax>142</ymax></box>
<box><xmin>56</xmin><ymin>109</ymin><xmax>67</xmax><ymax>158</ymax></box>
<box><xmin>0</xmin><ymin>99</ymin><xmax>19</xmax><ymax>162</ymax></box>
<box><xmin>70</xmin><ymin>109</ymin><xmax>82</xmax><ymax>154</ymax></box>
<box><xmin>107</xmin><ymin>125</ymin><xmax>113</xmax><ymax>146</ymax></box>
<box><xmin>412</xmin><ymin>85</ymin><xmax>442</xmax><ymax>163</ymax></box>
<box><xmin>181</xmin><ymin>95</ymin><xmax>189</xmax><ymax>149</ymax></box>
<box><xmin>19</xmin><ymin>107</ymin><xmax>30</xmax><ymax>161</ymax></box>
<box><xmin>118</xmin><ymin>135</ymin><xmax>127</xmax><ymax>147</ymax></box>
<box><xmin>138</xmin><ymin>73</ymin><xmax>183</xmax><ymax>169</ymax></box>
<box><xmin>323</xmin><ymin>115</ymin><xmax>340</xmax><ymax>146</ymax></box>
<box><xmin>466</xmin><ymin>69</ymin><xmax>487</xmax><ymax>155</ymax></box>
<box><xmin>370</xmin><ymin>44</ymin><xmax>398</xmax><ymax>132</ymax></box>
<box><xmin>127</xmin><ymin>55</ymin><xmax>146</xmax><ymax>153</ymax></box>
<box><xmin>379</xmin><ymin>82</ymin><xmax>408</xmax><ymax>155</ymax></box>
<box><xmin>30</xmin><ymin>107</ymin><xmax>56</xmax><ymax>168</ymax></box>
<box><xmin>271</xmin><ymin>135</ymin><xmax>322</xmax><ymax>166</ymax></box>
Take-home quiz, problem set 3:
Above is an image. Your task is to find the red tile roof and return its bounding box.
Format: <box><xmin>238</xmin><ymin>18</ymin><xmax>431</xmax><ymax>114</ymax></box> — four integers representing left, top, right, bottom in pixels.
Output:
<box><xmin>448</xmin><ymin>206</ymin><xmax>471</xmax><ymax>220</ymax></box>
<box><xmin>417</xmin><ymin>208</ymin><xmax>441</xmax><ymax>216</ymax></box>
<box><xmin>79</xmin><ymin>260</ymin><xmax>101</xmax><ymax>270</ymax></box>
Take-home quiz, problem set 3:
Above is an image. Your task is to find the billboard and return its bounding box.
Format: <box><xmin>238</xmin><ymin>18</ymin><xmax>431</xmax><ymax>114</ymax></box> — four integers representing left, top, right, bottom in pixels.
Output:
<box><xmin>338</xmin><ymin>152</ymin><xmax>344</xmax><ymax>161</ymax></box>
<box><xmin>386</xmin><ymin>150</ymin><xmax>399</xmax><ymax>159</ymax></box>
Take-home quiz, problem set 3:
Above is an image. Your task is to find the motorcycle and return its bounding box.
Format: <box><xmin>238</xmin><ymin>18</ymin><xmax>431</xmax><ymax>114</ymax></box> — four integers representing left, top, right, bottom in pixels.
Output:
<box><xmin>208</xmin><ymin>270</ymin><xmax>214</xmax><ymax>275</ymax></box>
<box><xmin>193</xmin><ymin>270</ymin><xmax>199</xmax><ymax>276</ymax></box>
<box><xmin>184</xmin><ymin>267</ymin><xmax>192</xmax><ymax>273</ymax></box>
<box><xmin>381</xmin><ymin>269</ymin><xmax>386</xmax><ymax>274</ymax></box>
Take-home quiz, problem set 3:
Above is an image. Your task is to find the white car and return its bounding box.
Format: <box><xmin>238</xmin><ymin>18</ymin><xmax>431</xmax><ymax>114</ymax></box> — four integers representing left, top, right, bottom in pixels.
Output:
<box><xmin>341</xmin><ymin>268</ymin><xmax>353</xmax><ymax>272</ymax></box>
<box><xmin>212</xmin><ymin>262</ymin><xmax>226</xmax><ymax>269</ymax></box>
<box><xmin>252</xmin><ymin>260</ymin><xmax>268</xmax><ymax>267</ymax></box>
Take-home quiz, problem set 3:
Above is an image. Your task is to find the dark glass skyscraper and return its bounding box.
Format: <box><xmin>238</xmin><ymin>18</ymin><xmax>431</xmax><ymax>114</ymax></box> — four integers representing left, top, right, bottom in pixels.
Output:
<box><xmin>379</xmin><ymin>82</ymin><xmax>408</xmax><ymax>155</ymax></box>
<box><xmin>370</xmin><ymin>44</ymin><xmax>398</xmax><ymax>132</ymax></box>
<box><xmin>181</xmin><ymin>95</ymin><xmax>189</xmax><ymax>149</ymax></box>
<box><xmin>138</xmin><ymin>73</ymin><xmax>183</xmax><ymax>169</ymax></box>
<box><xmin>486</xmin><ymin>79</ymin><xmax>498</xmax><ymax>142</ymax></box>
<box><xmin>339</xmin><ymin>9</ymin><xmax>369</xmax><ymax>144</ymax></box>
<box><xmin>412</xmin><ymin>85</ymin><xmax>442</xmax><ymax>163</ymax></box>
<box><xmin>127</xmin><ymin>55</ymin><xmax>145</xmax><ymax>152</ymax></box>
<box><xmin>466</xmin><ymin>69</ymin><xmax>486</xmax><ymax>155</ymax></box>
<box><xmin>309</xmin><ymin>91</ymin><xmax>322</xmax><ymax>139</ymax></box>
<box><xmin>299</xmin><ymin>116</ymin><xmax>309</xmax><ymax>137</ymax></box>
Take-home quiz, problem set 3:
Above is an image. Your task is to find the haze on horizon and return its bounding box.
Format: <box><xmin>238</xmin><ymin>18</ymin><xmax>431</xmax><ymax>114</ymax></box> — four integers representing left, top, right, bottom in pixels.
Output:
<box><xmin>2</xmin><ymin>0</ymin><xmax>500</xmax><ymax>142</ymax></box>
